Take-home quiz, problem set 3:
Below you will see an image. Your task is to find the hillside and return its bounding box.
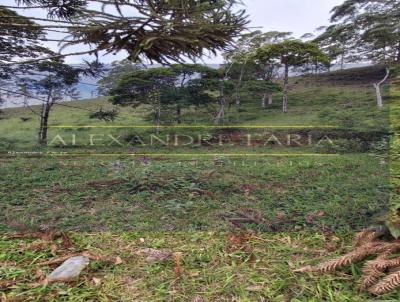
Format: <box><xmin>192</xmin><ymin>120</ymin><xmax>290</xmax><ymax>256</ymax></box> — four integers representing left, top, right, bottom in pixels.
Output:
<box><xmin>0</xmin><ymin>66</ymin><xmax>390</xmax><ymax>151</ymax></box>
<box><xmin>0</xmin><ymin>66</ymin><xmax>398</xmax><ymax>301</ymax></box>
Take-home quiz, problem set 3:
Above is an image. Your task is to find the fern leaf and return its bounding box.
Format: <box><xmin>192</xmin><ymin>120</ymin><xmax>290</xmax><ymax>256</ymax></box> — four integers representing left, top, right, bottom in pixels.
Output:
<box><xmin>354</xmin><ymin>230</ymin><xmax>378</xmax><ymax>246</ymax></box>
<box><xmin>295</xmin><ymin>242</ymin><xmax>391</xmax><ymax>273</ymax></box>
<box><xmin>369</xmin><ymin>269</ymin><xmax>400</xmax><ymax>295</ymax></box>
<box><xmin>360</xmin><ymin>260</ymin><xmax>387</xmax><ymax>290</ymax></box>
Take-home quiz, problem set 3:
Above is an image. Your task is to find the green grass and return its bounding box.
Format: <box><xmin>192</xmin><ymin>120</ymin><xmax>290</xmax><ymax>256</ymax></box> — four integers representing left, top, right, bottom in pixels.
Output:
<box><xmin>0</xmin><ymin>155</ymin><xmax>390</xmax><ymax>233</ymax></box>
<box><xmin>2</xmin><ymin>231</ymin><xmax>400</xmax><ymax>301</ymax></box>
<box><xmin>0</xmin><ymin>66</ymin><xmax>398</xmax><ymax>301</ymax></box>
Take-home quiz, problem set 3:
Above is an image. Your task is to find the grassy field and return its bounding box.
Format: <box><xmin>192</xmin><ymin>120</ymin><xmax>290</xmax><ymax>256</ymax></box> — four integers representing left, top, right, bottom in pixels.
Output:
<box><xmin>0</xmin><ymin>66</ymin><xmax>399</xmax><ymax>301</ymax></box>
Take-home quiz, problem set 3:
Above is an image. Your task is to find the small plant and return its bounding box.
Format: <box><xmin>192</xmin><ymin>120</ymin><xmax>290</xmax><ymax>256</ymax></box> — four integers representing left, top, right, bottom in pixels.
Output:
<box><xmin>89</xmin><ymin>108</ymin><xmax>119</xmax><ymax>122</ymax></box>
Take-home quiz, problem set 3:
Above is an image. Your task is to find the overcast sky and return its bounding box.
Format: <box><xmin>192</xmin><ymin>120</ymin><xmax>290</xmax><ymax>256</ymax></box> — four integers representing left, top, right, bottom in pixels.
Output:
<box><xmin>5</xmin><ymin>0</ymin><xmax>345</xmax><ymax>64</ymax></box>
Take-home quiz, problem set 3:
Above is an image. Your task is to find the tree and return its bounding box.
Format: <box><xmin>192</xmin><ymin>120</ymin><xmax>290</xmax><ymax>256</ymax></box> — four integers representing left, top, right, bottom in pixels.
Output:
<box><xmin>330</xmin><ymin>0</ymin><xmax>400</xmax><ymax>64</ymax></box>
<box><xmin>314</xmin><ymin>24</ymin><xmax>358</xmax><ymax>70</ymax></box>
<box><xmin>212</xmin><ymin>79</ymin><xmax>235</xmax><ymax>124</ymax></box>
<box><xmin>110</xmin><ymin>65</ymin><xmax>217</xmax><ymax>127</ymax></box>
<box><xmin>320</xmin><ymin>0</ymin><xmax>400</xmax><ymax>107</ymax></box>
<box><xmin>0</xmin><ymin>6</ymin><xmax>53</xmax><ymax>88</ymax></box>
<box><xmin>373</xmin><ymin>67</ymin><xmax>390</xmax><ymax>108</ymax></box>
<box><xmin>5</xmin><ymin>0</ymin><xmax>248</xmax><ymax>64</ymax></box>
<box><xmin>189</xmin><ymin>67</ymin><xmax>235</xmax><ymax>124</ymax></box>
<box><xmin>97</xmin><ymin>60</ymin><xmax>142</xmax><ymax>96</ymax></box>
<box><xmin>242</xmin><ymin>80</ymin><xmax>281</xmax><ymax>108</ymax></box>
<box><xmin>110</xmin><ymin>67</ymin><xmax>178</xmax><ymax>131</ymax></box>
<box><xmin>223</xmin><ymin>30</ymin><xmax>291</xmax><ymax>106</ymax></box>
<box><xmin>17</xmin><ymin>60</ymin><xmax>101</xmax><ymax>145</ymax></box>
<box><xmin>253</xmin><ymin>40</ymin><xmax>329</xmax><ymax>113</ymax></box>
<box><xmin>170</xmin><ymin>64</ymin><xmax>214</xmax><ymax>124</ymax></box>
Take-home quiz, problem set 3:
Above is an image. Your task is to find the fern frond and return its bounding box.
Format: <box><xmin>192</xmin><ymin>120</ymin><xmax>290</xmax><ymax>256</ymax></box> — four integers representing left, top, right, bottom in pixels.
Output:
<box><xmin>360</xmin><ymin>259</ymin><xmax>387</xmax><ymax>290</ymax></box>
<box><xmin>368</xmin><ymin>269</ymin><xmax>400</xmax><ymax>295</ymax></box>
<box><xmin>294</xmin><ymin>231</ymin><xmax>400</xmax><ymax>295</ymax></box>
<box><xmin>296</xmin><ymin>242</ymin><xmax>391</xmax><ymax>273</ymax></box>
<box><xmin>354</xmin><ymin>230</ymin><xmax>379</xmax><ymax>247</ymax></box>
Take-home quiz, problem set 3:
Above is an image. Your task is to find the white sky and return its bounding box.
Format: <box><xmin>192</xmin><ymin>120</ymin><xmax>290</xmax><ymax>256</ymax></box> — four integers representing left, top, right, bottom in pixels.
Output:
<box><xmin>4</xmin><ymin>0</ymin><xmax>344</xmax><ymax>64</ymax></box>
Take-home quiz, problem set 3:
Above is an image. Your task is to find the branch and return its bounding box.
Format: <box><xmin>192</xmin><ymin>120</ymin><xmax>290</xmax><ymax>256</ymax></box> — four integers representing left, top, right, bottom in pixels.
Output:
<box><xmin>377</xmin><ymin>67</ymin><xmax>390</xmax><ymax>86</ymax></box>
<box><xmin>1</xmin><ymin>5</ymin><xmax>54</xmax><ymax>9</ymax></box>
<box><xmin>0</xmin><ymin>22</ymin><xmax>90</xmax><ymax>29</ymax></box>
<box><xmin>0</xmin><ymin>87</ymin><xmax>97</xmax><ymax>112</ymax></box>
<box><xmin>4</xmin><ymin>50</ymin><xmax>97</xmax><ymax>65</ymax></box>
<box><xmin>0</xmin><ymin>15</ymin><xmax>87</xmax><ymax>25</ymax></box>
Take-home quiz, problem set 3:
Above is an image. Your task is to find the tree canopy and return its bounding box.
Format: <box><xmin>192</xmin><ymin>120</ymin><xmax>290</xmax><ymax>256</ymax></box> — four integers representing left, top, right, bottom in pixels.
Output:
<box><xmin>254</xmin><ymin>40</ymin><xmax>329</xmax><ymax>112</ymax></box>
<box><xmin>3</xmin><ymin>0</ymin><xmax>248</xmax><ymax>64</ymax></box>
<box><xmin>317</xmin><ymin>0</ymin><xmax>400</xmax><ymax>64</ymax></box>
<box><xmin>0</xmin><ymin>7</ymin><xmax>52</xmax><ymax>78</ymax></box>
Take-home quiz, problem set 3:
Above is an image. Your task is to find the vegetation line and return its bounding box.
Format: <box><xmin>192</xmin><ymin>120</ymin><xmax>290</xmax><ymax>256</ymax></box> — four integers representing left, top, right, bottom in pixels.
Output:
<box><xmin>48</xmin><ymin>125</ymin><xmax>338</xmax><ymax>129</ymax></box>
<box><xmin>8</xmin><ymin>153</ymin><xmax>341</xmax><ymax>157</ymax></box>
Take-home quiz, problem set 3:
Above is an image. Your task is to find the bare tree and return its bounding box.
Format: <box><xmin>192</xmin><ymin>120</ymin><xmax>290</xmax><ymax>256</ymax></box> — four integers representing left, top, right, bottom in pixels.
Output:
<box><xmin>373</xmin><ymin>67</ymin><xmax>390</xmax><ymax>108</ymax></box>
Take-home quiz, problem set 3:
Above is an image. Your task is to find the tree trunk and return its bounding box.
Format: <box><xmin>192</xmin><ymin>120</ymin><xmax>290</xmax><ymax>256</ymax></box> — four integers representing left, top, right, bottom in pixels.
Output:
<box><xmin>268</xmin><ymin>92</ymin><xmax>273</xmax><ymax>105</ymax></box>
<box><xmin>373</xmin><ymin>67</ymin><xmax>390</xmax><ymax>108</ymax></box>
<box><xmin>396</xmin><ymin>42</ymin><xmax>400</xmax><ymax>64</ymax></box>
<box><xmin>340</xmin><ymin>52</ymin><xmax>344</xmax><ymax>70</ymax></box>
<box><xmin>235</xmin><ymin>63</ymin><xmax>245</xmax><ymax>106</ymax></box>
<box><xmin>39</xmin><ymin>87</ymin><xmax>52</xmax><ymax>145</ymax></box>
<box><xmin>38</xmin><ymin>103</ymin><xmax>45</xmax><ymax>144</ymax></box>
<box><xmin>176</xmin><ymin>105</ymin><xmax>181</xmax><ymax>124</ymax></box>
<box><xmin>282</xmin><ymin>64</ymin><xmax>289</xmax><ymax>113</ymax></box>
<box><xmin>261</xmin><ymin>91</ymin><xmax>273</xmax><ymax>108</ymax></box>
<box><xmin>155</xmin><ymin>104</ymin><xmax>161</xmax><ymax>134</ymax></box>
<box><xmin>214</xmin><ymin>98</ymin><xmax>226</xmax><ymax>125</ymax></box>
<box><xmin>151</xmin><ymin>88</ymin><xmax>161</xmax><ymax>133</ymax></box>
<box><xmin>40</xmin><ymin>104</ymin><xmax>51</xmax><ymax>145</ymax></box>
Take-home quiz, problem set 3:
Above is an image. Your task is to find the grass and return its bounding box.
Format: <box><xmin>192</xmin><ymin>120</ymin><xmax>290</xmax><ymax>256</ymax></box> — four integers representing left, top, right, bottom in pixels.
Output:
<box><xmin>0</xmin><ymin>67</ymin><xmax>390</xmax><ymax>152</ymax></box>
<box><xmin>2</xmin><ymin>231</ymin><xmax>400</xmax><ymax>301</ymax></box>
<box><xmin>0</xmin><ymin>66</ymin><xmax>398</xmax><ymax>301</ymax></box>
<box><xmin>0</xmin><ymin>155</ymin><xmax>390</xmax><ymax>233</ymax></box>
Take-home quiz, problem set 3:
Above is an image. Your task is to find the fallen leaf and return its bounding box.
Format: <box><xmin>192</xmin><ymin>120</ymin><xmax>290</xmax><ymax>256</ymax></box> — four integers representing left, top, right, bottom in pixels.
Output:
<box><xmin>61</xmin><ymin>232</ymin><xmax>73</xmax><ymax>249</ymax></box>
<box><xmin>173</xmin><ymin>252</ymin><xmax>184</xmax><ymax>277</ymax></box>
<box><xmin>305</xmin><ymin>214</ymin><xmax>314</xmax><ymax>223</ymax></box>
<box><xmin>246</xmin><ymin>285</ymin><xmax>263</xmax><ymax>292</ymax></box>
<box><xmin>35</xmin><ymin>269</ymin><xmax>46</xmax><ymax>281</ymax></box>
<box><xmin>25</xmin><ymin>240</ymin><xmax>49</xmax><ymax>251</ymax></box>
<box><xmin>226</xmin><ymin>232</ymin><xmax>252</xmax><ymax>252</ymax></box>
<box><xmin>50</xmin><ymin>244</ymin><xmax>58</xmax><ymax>255</ymax></box>
<box><xmin>0</xmin><ymin>280</ymin><xmax>17</xmax><ymax>289</ymax></box>
<box><xmin>81</xmin><ymin>251</ymin><xmax>104</xmax><ymax>261</ymax></box>
<box><xmin>287</xmin><ymin>261</ymin><xmax>295</xmax><ymax>269</ymax></box>
<box><xmin>276</xmin><ymin>211</ymin><xmax>286</xmax><ymax>219</ymax></box>
<box><xmin>192</xmin><ymin>295</ymin><xmax>205</xmax><ymax>302</ymax></box>
<box><xmin>92</xmin><ymin>277</ymin><xmax>101</xmax><ymax>285</ymax></box>
<box><xmin>115</xmin><ymin>256</ymin><xmax>123</xmax><ymax>265</ymax></box>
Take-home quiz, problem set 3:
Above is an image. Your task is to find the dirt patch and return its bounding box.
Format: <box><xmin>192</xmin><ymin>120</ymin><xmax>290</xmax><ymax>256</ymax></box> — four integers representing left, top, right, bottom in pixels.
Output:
<box><xmin>86</xmin><ymin>179</ymin><xmax>127</xmax><ymax>189</ymax></box>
